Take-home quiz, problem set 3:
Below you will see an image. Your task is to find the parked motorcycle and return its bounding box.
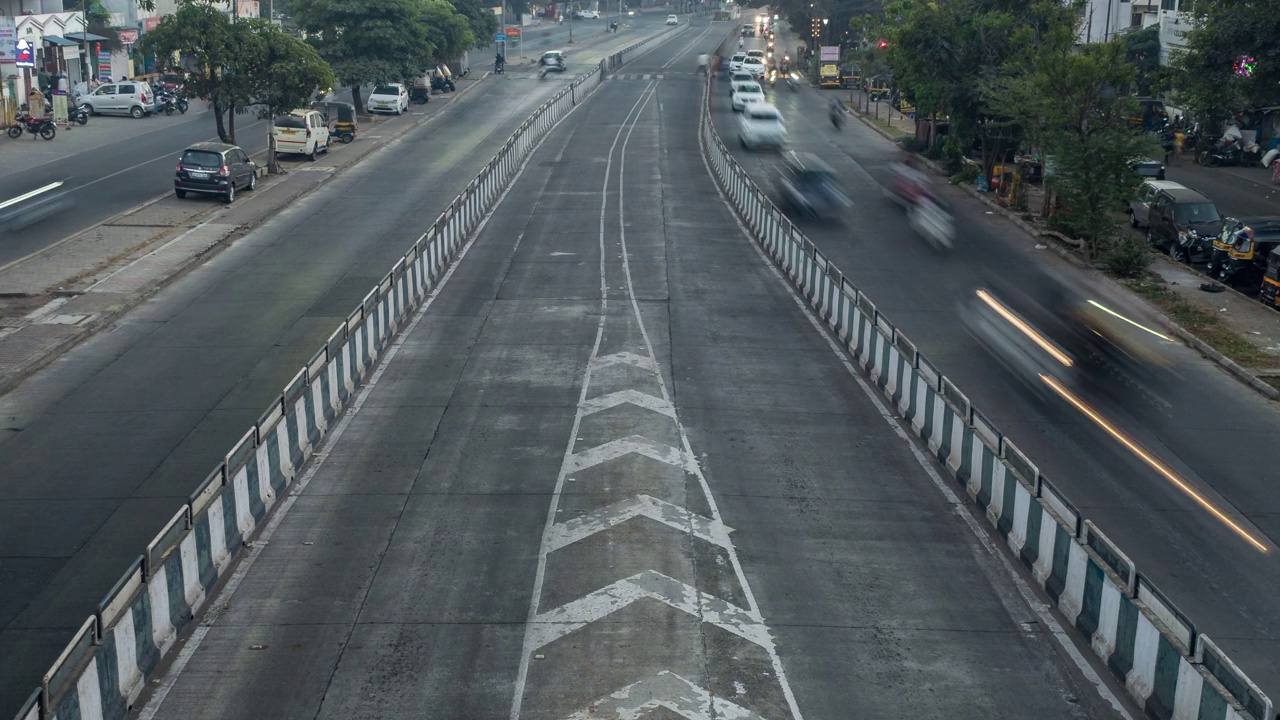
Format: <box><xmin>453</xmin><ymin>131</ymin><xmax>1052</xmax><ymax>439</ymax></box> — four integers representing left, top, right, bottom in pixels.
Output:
<box><xmin>7</xmin><ymin>113</ymin><xmax>56</xmax><ymax>140</ymax></box>
<box><xmin>1198</xmin><ymin>137</ymin><xmax>1260</xmax><ymax>168</ymax></box>
<box><xmin>156</xmin><ymin>92</ymin><xmax>177</xmax><ymax>116</ymax></box>
<box><xmin>66</xmin><ymin>103</ymin><xmax>89</xmax><ymax>125</ymax></box>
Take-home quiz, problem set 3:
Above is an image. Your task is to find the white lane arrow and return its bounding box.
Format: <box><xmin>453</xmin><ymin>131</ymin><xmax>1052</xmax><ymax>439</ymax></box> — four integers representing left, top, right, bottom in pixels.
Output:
<box><xmin>590</xmin><ymin>351</ymin><xmax>659</xmax><ymax>373</ymax></box>
<box><xmin>566</xmin><ymin>435</ymin><xmax>695</xmax><ymax>474</ymax></box>
<box><xmin>547</xmin><ymin>494</ymin><xmax>733</xmax><ymax>553</ymax></box>
<box><xmin>528</xmin><ymin>570</ymin><xmax>771</xmax><ymax>652</ymax></box>
<box><xmin>580</xmin><ymin>388</ymin><xmax>676</xmax><ymax>418</ymax></box>
<box><xmin>563</xmin><ymin>670</ymin><xmax>765</xmax><ymax>720</ymax></box>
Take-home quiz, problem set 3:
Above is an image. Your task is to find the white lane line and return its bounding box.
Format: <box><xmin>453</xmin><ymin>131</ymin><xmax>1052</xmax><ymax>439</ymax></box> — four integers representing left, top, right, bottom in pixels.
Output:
<box><xmin>618</xmin><ymin>74</ymin><xmax>806</xmax><ymax>720</ymax></box>
<box><xmin>509</xmin><ymin>81</ymin><xmax>659</xmax><ymax>720</ymax></box>
<box><xmin>134</xmin><ymin>89</ymin><xmax>589</xmax><ymax>720</ymax></box>
<box><xmin>0</xmin><ymin>181</ymin><xmax>64</xmax><ymax>211</ymax></box>
<box><xmin>661</xmin><ymin>23</ymin><xmax>716</xmax><ymax>69</ymax></box>
<box><xmin>579</xmin><ymin>387</ymin><xmax>676</xmax><ymax>417</ymax></box>
<box><xmin>565</xmin><ymin>671</ymin><xmax>765</xmax><ymax>720</ymax></box>
<box><xmin>694</xmin><ymin>80</ymin><xmax>1134</xmax><ymax>720</ymax></box>
<box><xmin>545</xmin><ymin>494</ymin><xmax>734</xmax><ymax>553</ymax></box>
<box><xmin>566</xmin><ymin>435</ymin><xmax>693</xmax><ymax>474</ymax></box>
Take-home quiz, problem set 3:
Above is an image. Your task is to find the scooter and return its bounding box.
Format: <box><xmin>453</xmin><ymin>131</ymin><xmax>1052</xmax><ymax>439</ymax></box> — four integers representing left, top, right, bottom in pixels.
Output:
<box><xmin>67</xmin><ymin>103</ymin><xmax>89</xmax><ymax>125</ymax></box>
<box><xmin>7</xmin><ymin>113</ymin><xmax>56</xmax><ymax>140</ymax></box>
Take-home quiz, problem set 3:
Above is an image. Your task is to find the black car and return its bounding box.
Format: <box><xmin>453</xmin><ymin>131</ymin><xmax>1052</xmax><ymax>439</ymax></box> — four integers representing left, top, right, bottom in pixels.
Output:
<box><xmin>776</xmin><ymin>152</ymin><xmax>852</xmax><ymax>219</ymax></box>
<box><xmin>1145</xmin><ymin>186</ymin><xmax>1221</xmax><ymax>264</ymax></box>
<box><xmin>175</xmin><ymin>142</ymin><xmax>257</xmax><ymax>203</ymax></box>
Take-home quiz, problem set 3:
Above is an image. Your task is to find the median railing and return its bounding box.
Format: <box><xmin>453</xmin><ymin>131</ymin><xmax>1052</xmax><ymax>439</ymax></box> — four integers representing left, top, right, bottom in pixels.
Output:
<box><xmin>695</xmin><ymin>75</ymin><xmax>1271</xmax><ymax>720</ymax></box>
<box><xmin>11</xmin><ymin>24</ymin><xmax>684</xmax><ymax>720</ymax></box>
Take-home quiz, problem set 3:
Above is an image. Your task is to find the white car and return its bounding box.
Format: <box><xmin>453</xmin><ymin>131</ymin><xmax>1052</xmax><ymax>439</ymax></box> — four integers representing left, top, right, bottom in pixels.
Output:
<box><xmin>742</xmin><ymin>56</ymin><xmax>767</xmax><ymax>80</ymax></box>
<box><xmin>666</xmin><ymin>13</ymin><xmax>678</xmax><ymax>24</ymax></box>
<box><xmin>581</xmin><ymin>9</ymin><xmax>600</xmax><ymax>18</ymax></box>
<box><xmin>272</xmin><ymin>109</ymin><xmax>330</xmax><ymax>160</ymax></box>
<box><xmin>739</xmin><ymin>103</ymin><xmax>786</xmax><ymax>150</ymax></box>
<box><xmin>729</xmin><ymin>52</ymin><xmax>747</xmax><ymax>72</ymax></box>
<box><xmin>367</xmin><ymin>83</ymin><xmax>409</xmax><ymax>115</ymax></box>
<box><xmin>746</xmin><ymin>49</ymin><xmax>765</xmax><ymax>61</ymax></box>
<box><xmin>727</xmin><ymin>70</ymin><xmax>753</xmax><ymax>94</ymax></box>
<box><xmin>730</xmin><ymin>81</ymin><xmax>765</xmax><ymax>112</ymax></box>
<box><xmin>79</xmin><ymin>81</ymin><xmax>154</xmax><ymax>118</ymax></box>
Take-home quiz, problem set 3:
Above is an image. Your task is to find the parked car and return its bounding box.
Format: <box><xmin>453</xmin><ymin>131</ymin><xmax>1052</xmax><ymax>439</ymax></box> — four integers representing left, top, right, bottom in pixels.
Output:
<box><xmin>575</xmin><ymin>9</ymin><xmax>600</xmax><ymax>18</ymax></box>
<box><xmin>272</xmin><ymin>109</ymin><xmax>330</xmax><ymax>161</ymax></box>
<box><xmin>366</xmin><ymin>83</ymin><xmax>409</xmax><ymax>115</ymax></box>
<box><xmin>730</xmin><ymin>81</ymin><xmax>765</xmax><ymax>112</ymax></box>
<box><xmin>80</xmin><ymin>81</ymin><xmax>154</xmax><ymax>118</ymax></box>
<box><xmin>1145</xmin><ymin>185</ymin><xmax>1222</xmax><ymax>263</ymax></box>
<box><xmin>1130</xmin><ymin>157</ymin><xmax>1166</xmax><ymax>181</ymax></box>
<box><xmin>174</xmin><ymin>142</ymin><xmax>257</xmax><ymax>203</ymax></box>
<box><xmin>739</xmin><ymin>103</ymin><xmax>786</xmax><ymax>150</ymax></box>
<box><xmin>666</xmin><ymin>13</ymin><xmax>678</xmax><ymax>24</ymax></box>
<box><xmin>1127</xmin><ymin>180</ymin><xmax>1185</xmax><ymax>229</ymax></box>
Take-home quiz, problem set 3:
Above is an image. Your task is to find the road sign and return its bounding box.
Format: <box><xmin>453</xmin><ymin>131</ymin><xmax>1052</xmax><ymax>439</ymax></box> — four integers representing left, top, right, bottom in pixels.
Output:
<box><xmin>505</xmin><ymin>27</ymin><xmax>521</xmax><ymax>37</ymax></box>
<box><xmin>495</xmin><ymin>33</ymin><xmax>507</xmax><ymax>42</ymax></box>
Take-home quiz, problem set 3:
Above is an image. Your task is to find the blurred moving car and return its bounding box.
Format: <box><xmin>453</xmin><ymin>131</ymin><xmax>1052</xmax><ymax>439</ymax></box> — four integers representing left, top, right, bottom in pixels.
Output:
<box><xmin>174</xmin><ymin>142</ymin><xmax>257</xmax><ymax>203</ymax></box>
<box><xmin>540</xmin><ymin>50</ymin><xmax>568</xmax><ymax>73</ymax></box>
<box><xmin>738</xmin><ymin>103</ymin><xmax>786</xmax><ymax>150</ymax></box>
<box><xmin>0</xmin><ymin>181</ymin><xmax>70</xmax><ymax>234</ymax></box>
<box><xmin>742</xmin><ymin>56</ymin><xmax>767</xmax><ymax>80</ymax></box>
<box><xmin>367</xmin><ymin>83</ymin><xmax>409</xmax><ymax>115</ymax></box>
<box><xmin>730</xmin><ymin>81</ymin><xmax>765</xmax><ymax>112</ymax></box>
<box><xmin>272</xmin><ymin>109</ymin><xmax>330</xmax><ymax>160</ymax></box>
<box><xmin>1127</xmin><ymin>179</ymin><xmax>1185</xmax><ymax>229</ymax></box>
<box><xmin>776</xmin><ymin>151</ymin><xmax>852</xmax><ymax>218</ymax></box>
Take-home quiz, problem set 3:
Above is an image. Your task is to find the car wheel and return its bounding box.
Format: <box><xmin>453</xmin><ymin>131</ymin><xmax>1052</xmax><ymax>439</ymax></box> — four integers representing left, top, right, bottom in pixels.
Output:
<box><xmin>1171</xmin><ymin>244</ymin><xmax>1189</xmax><ymax>263</ymax></box>
<box><xmin>130</xmin><ymin>105</ymin><xmax>143</xmax><ymax>119</ymax></box>
<box><xmin>248</xmin><ymin>172</ymin><xmax>257</xmax><ymax>191</ymax></box>
<box><xmin>225</xmin><ymin>183</ymin><xmax>235</xmax><ymax>203</ymax></box>
<box><xmin>309</xmin><ymin>145</ymin><xmax>318</xmax><ymax>162</ymax></box>
<box><xmin>81</xmin><ymin>103</ymin><xmax>95</xmax><ymax>116</ymax></box>
<box><xmin>1145</xmin><ymin>228</ymin><xmax>1157</xmax><ymax>247</ymax></box>
<box><xmin>1129</xmin><ymin>212</ymin><xmax>1138</xmax><ymax>228</ymax></box>
<box><xmin>175</xmin><ymin>190</ymin><xmax>187</xmax><ymax>199</ymax></box>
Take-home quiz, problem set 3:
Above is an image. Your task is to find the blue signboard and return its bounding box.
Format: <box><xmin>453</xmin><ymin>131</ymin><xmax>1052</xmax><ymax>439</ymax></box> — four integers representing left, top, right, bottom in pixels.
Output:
<box><xmin>495</xmin><ymin>34</ymin><xmax>506</xmax><ymax>42</ymax></box>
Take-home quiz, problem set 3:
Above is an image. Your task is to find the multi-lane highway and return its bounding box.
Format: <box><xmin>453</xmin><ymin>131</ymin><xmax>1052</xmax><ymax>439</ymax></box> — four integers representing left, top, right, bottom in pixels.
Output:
<box><xmin>131</xmin><ymin>21</ymin><xmax>1128</xmax><ymax>720</ymax></box>
<box><xmin>712</xmin><ymin>31</ymin><xmax>1280</xmax><ymax>702</ymax></box>
<box><xmin>0</xmin><ymin>14</ymin><xmax>675</xmax><ymax>717</ymax></box>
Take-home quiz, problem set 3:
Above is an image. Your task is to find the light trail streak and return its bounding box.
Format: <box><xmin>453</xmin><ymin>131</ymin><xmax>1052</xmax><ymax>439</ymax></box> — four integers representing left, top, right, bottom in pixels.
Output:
<box><xmin>1086</xmin><ymin>299</ymin><xmax>1174</xmax><ymax>342</ymax></box>
<box><xmin>1039</xmin><ymin>373</ymin><xmax>1268</xmax><ymax>553</ymax></box>
<box><xmin>0</xmin><ymin>181</ymin><xmax>64</xmax><ymax>212</ymax></box>
<box><xmin>975</xmin><ymin>289</ymin><xmax>1074</xmax><ymax>367</ymax></box>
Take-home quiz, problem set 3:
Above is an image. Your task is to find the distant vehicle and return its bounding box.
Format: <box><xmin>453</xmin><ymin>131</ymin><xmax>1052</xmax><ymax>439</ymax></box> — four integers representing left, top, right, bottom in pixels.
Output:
<box><xmin>273</xmin><ymin>109</ymin><xmax>330</xmax><ymax>161</ymax></box>
<box><xmin>746</xmin><ymin>49</ymin><xmax>765</xmax><ymax>60</ymax></box>
<box><xmin>1127</xmin><ymin>180</ymin><xmax>1184</xmax><ymax>230</ymax></box>
<box><xmin>174</xmin><ymin>142</ymin><xmax>257</xmax><ymax>203</ymax></box>
<box><xmin>730</xmin><ymin>81</ymin><xmax>765</xmax><ymax>112</ymax></box>
<box><xmin>727</xmin><ymin>70</ymin><xmax>754</xmax><ymax>93</ymax></box>
<box><xmin>729</xmin><ymin>52</ymin><xmax>747</xmax><ymax>72</ymax></box>
<box><xmin>1145</xmin><ymin>185</ymin><xmax>1222</xmax><ymax>264</ymax></box>
<box><xmin>666</xmin><ymin>13</ymin><xmax>678</xmax><ymax>24</ymax></box>
<box><xmin>1129</xmin><ymin>157</ymin><xmax>1166</xmax><ymax>180</ymax></box>
<box><xmin>79</xmin><ymin>81</ymin><xmax>154</xmax><ymax>118</ymax></box>
<box><xmin>579</xmin><ymin>9</ymin><xmax>599</xmax><ymax>18</ymax></box>
<box><xmin>742</xmin><ymin>56</ymin><xmax>767</xmax><ymax>80</ymax></box>
<box><xmin>366</xmin><ymin>83</ymin><xmax>409</xmax><ymax>115</ymax></box>
<box><xmin>739</xmin><ymin>103</ymin><xmax>786</xmax><ymax>150</ymax></box>
<box><xmin>540</xmin><ymin>50</ymin><xmax>568</xmax><ymax>73</ymax></box>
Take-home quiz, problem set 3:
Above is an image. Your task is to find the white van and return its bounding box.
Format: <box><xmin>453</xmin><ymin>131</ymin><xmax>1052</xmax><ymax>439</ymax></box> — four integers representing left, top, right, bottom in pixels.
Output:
<box><xmin>272</xmin><ymin>110</ymin><xmax>330</xmax><ymax>161</ymax></box>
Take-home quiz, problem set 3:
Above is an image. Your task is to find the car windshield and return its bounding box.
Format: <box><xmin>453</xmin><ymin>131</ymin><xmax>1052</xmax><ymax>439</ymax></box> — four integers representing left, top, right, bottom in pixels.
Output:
<box><xmin>747</xmin><ymin>108</ymin><xmax>780</xmax><ymax>121</ymax></box>
<box><xmin>274</xmin><ymin>115</ymin><xmax>307</xmax><ymax>129</ymax></box>
<box><xmin>732</xmin><ymin>54</ymin><xmax>746</xmax><ymax>61</ymax></box>
<box><xmin>181</xmin><ymin>150</ymin><xmax>222</xmax><ymax>168</ymax></box>
<box><xmin>747</xmin><ymin>50</ymin><xmax>764</xmax><ymax>57</ymax></box>
<box><xmin>737</xmin><ymin>85</ymin><xmax>762</xmax><ymax>95</ymax></box>
<box><xmin>372</xmin><ymin>86</ymin><xmax>399</xmax><ymax>96</ymax></box>
<box><xmin>1176</xmin><ymin>202</ymin><xmax>1220</xmax><ymax>224</ymax></box>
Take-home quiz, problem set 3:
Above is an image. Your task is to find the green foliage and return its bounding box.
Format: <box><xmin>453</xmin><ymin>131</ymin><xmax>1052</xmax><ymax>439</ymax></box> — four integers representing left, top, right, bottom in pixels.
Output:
<box><xmin>448</xmin><ymin>0</ymin><xmax>499</xmax><ymax>48</ymax></box>
<box><xmin>421</xmin><ymin>0</ymin><xmax>476</xmax><ymax>64</ymax></box>
<box><xmin>1175</xmin><ymin>0</ymin><xmax>1280</xmax><ymax>127</ymax></box>
<box><xmin>239</xmin><ymin>19</ymin><xmax>336</xmax><ymax>120</ymax></box>
<box><xmin>1122</xmin><ymin>25</ymin><xmax>1164</xmax><ymax>96</ymax></box>
<box><xmin>926</xmin><ymin>134</ymin><xmax>965</xmax><ymax>174</ymax></box>
<box><xmin>1104</xmin><ymin>234</ymin><xmax>1152</xmax><ymax>278</ymax></box>
<box><xmin>140</xmin><ymin>2</ymin><xmax>242</xmax><ymax>141</ymax></box>
<box><xmin>950</xmin><ymin>162</ymin><xmax>980</xmax><ymax>185</ymax></box>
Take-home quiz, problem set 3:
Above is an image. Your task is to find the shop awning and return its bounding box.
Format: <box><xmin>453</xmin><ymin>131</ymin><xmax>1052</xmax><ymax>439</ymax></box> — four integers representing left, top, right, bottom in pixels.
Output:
<box><xmin>42</xmin><ymin>36</ymin><xmax>80</xmax><ymax>47</ymax></box>
<box><xmin>63</xmin><ymin>32</ymin><xmax>110</xmax><ymax>42</ymax></box>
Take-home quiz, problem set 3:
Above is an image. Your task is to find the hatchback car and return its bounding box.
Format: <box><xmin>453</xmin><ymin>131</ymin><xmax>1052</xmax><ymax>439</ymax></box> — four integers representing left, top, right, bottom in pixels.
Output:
<box><xmin>666</xmin><ymin>14</ymin><xmax>678</xmax><ymax>24</ymax></box>
<box><xmin>273</xmin><ymin>109</ymin><xmax>330</xmax><ymax>160</ymax></box>
<box><xmin>730</xmin><ymin>81</ymin><xmax>765</xmax><ymax>112</ymax></box>
<box><xmin>367</xmin><ymin>83</ymin><xmax>409</xmax><ymax>115</ymax></box>
<box><xmin>80</xmin><ymin>81</ymin><xmax>154</xmax><ymax>118</ymax></box>
<box><xmin>1127</xmin><ymin>180</ymin><xmax>1185</xmax><ymax>229</ymax></box>
<box><xmin>739</xmin><ymin>103</ymin><xmax>786</xmax><ymax>150</ymax></box>
<box><xmin>174</xmin><ymin>142</ymin><xmax>257</xmax><ymax>203</ymax></box>
<box><xmin>1146</xmin><ymin>186</ymin><xmax>1223</xmax><ymax>263</ymax></box>
<box><xmin>729</xmin><ymin>52</ymin><xmax>747</xmax><ymax>72</ymax></box>
<box><xmin>540</xmin><ymin>50</ymin><xmax>568</xmax><ymax>72</ymax></box>
<box><xmin>742</xmin><ymin>57</ymin><xmax>767</xmax><ymax>80</ymax></box>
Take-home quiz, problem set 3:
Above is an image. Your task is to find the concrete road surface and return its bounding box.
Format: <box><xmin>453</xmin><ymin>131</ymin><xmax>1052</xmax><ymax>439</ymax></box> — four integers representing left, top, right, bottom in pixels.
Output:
<box><xmin>713</xmin><ymin>35</ymin><xmax>1280</xmax><ymax>702</ymax></box>
<box><xmin>134</xmin><ymin>22</ymin><xmax>1128</xmax><ymax>720</ymax></box>
<box><xmin>0</xmin><ymin>15</ymin><xmax>677</xmax><ymax>718</ymax></box>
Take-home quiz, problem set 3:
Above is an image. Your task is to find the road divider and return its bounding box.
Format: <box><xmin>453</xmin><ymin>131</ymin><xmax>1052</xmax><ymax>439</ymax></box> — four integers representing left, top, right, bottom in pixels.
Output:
<box><xmin>9</xmin><ymin>25</ymin><xmax>685</xmax><ymax>720</ymax></box>
<box><xmin>695</xmin><ymin>75</ymin><xmax>1272</xmax><ymax>720</ymax></box>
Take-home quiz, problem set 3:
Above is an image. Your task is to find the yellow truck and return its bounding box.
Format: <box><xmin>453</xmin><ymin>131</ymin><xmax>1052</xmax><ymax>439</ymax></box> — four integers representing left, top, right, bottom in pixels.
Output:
<box><xmin>819</xmin><ymin>63</ymin><xmax>841</xmax><ymax>88</ymax></box>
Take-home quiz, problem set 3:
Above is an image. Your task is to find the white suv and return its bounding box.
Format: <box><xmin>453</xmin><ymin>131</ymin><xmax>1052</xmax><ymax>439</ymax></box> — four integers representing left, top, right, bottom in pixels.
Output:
<box><xmin>367</xmin><ymin>83</ymin><xmax>409</xmax><ymax>115</ymax></box>
<box><xmin>80</xmin><ymin>81</ymin><xmax>154</xmax><ymax>118</ymax></box>
<box><xmin>272</xmin><ymin>110</ymin><xmax>330</xmax><ymax>161</ymax></box>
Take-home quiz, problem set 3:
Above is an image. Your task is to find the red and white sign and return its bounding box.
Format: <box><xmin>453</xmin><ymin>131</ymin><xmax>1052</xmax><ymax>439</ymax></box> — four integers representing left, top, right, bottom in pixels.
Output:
<box><xmin>118</xmin><ymin>29</ymin><xmax>138</xmax><ymax>44</ymax></box>
<box><xmin>505</xmin><ymin>27</ymin><xmax>521</xmax><ymax>37</ymax></box>
<box><xmin>143</xmin><ymin>16</ymin><xmax>163</xmax><ymax>31</ymax></box>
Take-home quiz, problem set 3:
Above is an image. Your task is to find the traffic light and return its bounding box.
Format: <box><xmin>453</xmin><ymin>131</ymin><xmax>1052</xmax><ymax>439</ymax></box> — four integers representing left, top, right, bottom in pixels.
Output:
<box><xmin>877</xmin><ymin>39</ymin><xmax>888</xmax><ymax>49</ymax></box>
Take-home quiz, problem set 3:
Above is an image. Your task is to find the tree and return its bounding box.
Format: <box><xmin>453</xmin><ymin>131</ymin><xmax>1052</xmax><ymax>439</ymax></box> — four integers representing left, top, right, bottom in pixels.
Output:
<box><xmin>292</xmin><ymin>0</ymin><xmax>456</xmax><ymax>113</ymax></box>
<box><xmin>449</xmin><ymin>0</ymin><xmax>499</xmax><ymax>47</ymax></box>
<box><xmin>236</xmin><ymin>19</ymin><xmax>337</xmax><ymax>173</ymax></box>
<box><xmin>1175</xmin><ymin>0</ymin><xmax>1280</xmax><ymax>129</ymax></box>
<box><xmin>990</xmin><ymin>40</ymin><xmax>1157</xmax><ymax>258</ymax></box>
<box><xmin>1122</xmin><ymin>24</ymin><xmax>1163</xmax><ymax>96</ymax></box>
<box><xmin>140</xmin><ymin>2</ymin><xmax>242</xmax><ymax>142</ymax></box>
<box><xmin>422</xmin><ymin>0</ymin><xmax>476</xmax><ymax>65</ymax></box>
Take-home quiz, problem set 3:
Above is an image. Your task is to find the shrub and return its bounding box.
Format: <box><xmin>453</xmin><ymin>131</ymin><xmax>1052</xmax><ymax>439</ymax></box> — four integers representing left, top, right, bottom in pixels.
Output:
<box><xmin>950</xmin><ymin>162</ymin><xmax>980</xmax><ymax>185</ymax></box>
<box><xmin>1103</xmin><ymin>233</ymin><xmax>1152</xmax><ymax>277</ymax></box>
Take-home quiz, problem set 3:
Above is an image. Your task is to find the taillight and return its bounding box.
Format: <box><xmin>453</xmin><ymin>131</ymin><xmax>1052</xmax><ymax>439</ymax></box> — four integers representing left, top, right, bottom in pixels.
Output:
<box><xmin>176</xmin><ymin>162</ymin><xmax>182</xmax><ymax>171</ymax></box>
<box><xmin>306</xmin><ymin>128</ymin><xmax>312</xmax><ymax>138</ymax></box>
<box><xmin>219</xmin><ymin>166</ymin><xmax>230</xmax><ymax>177</ymax></box>
<box><xmin>141</xmin><ymin>92</ymin><xmax>147</xmax><ymax>102</ymax></box>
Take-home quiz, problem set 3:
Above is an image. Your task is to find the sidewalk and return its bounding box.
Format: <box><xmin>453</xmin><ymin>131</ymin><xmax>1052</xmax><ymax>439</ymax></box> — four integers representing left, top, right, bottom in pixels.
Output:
<box><xmin>846</xmin><ymin>99</ymin><xmax>1280</xmax><ymax>394</ymax></box>
<box><xmin>0</xmin><ymin>72</ymin><xmax>486</xmax><ymax>397</ymax></box>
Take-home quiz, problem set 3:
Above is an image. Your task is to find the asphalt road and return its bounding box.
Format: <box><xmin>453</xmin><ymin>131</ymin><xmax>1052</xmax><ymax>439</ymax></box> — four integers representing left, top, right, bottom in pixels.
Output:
<box><xmin>713</xmin><ymin>35</ymin><xmax>1280</xmax><ymax>702</ymax></box>
<box><xmin>0</xmin><ymin>16</ymin><xmax>676</xmax><ymax>717</ymax></box>
<box><xmin>133</xmin><ymin>22</ymin><xmax>1126</xmax><ymax>720</ymax></box>
<box><xmin>0</xmin><ymin>14</ymin><xmax>638</xmax><ymax>271</ymax></box>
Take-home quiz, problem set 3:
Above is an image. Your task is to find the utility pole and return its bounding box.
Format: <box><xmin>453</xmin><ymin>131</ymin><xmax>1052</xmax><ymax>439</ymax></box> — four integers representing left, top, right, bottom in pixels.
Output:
<box><xmin>568</xmin><ymin>3</ymin><xmax>574</xmax><ymax>44</ymax></box>
<box><xmin>500</xmin><ymin>0</ymin><xmax>506</xmax><ymax>62</ymax></box>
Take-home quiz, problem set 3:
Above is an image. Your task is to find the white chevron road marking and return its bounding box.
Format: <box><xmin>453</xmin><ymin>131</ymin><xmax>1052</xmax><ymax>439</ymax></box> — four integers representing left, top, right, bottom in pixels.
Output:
<box><xmin>546</xmin><ymin>494</ymin><xmax>734</xmax><ymax>553</ymax></box>
<box><xmin>580</xmin><ymin>388</ymin><xmax>676</xmax><ymax>418</ymax></box>
<box><xmin>566</xmin><ymin>435</ymin><xmax>695</xmax><ymax>474</ymax></box>
<box><xmin>528</xmin><ymin>570</ymin><xmax>772</xmax><ymax>651</ymax></box>
<box><xmin>590</xmin><ymin>351</ymin><xmax>658</xmax><ymax>372</ymax></box>
<box><xmin>563</xmin><ymin>671</ymin><xmax>765</xmax><ymax>720</ymax></box>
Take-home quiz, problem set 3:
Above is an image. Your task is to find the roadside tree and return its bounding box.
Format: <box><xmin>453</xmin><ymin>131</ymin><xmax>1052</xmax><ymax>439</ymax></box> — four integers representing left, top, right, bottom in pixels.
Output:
<box><xmin>1175</xmin><ymin>0</ymin><xmax>1280</xmax><ymax>129</ymax></box>
<box><xmin>448</xmin><ymin>0</ymin><xmax>499</xmax><ymax>52</ymax></box>
<box><xmin>140</xmin><ymin>1</ymin><xmax>243</xmax><ymax>143</ymax></box>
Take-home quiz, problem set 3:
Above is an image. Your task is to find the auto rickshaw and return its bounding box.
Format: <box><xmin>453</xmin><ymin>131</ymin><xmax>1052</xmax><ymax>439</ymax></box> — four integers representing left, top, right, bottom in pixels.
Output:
<box><xmin>1209</xmin><ymin>218</ymin><xmax>1248</xmax><ymax>278</ymax></box>
<box><xmin>1219</xmin><ymin>216</ymin><xmax>1280</xmax><ymax>288</ymax></box>
<box><xmin>316</xmin><ymin>100</ymin><xmax>358</xmax><ymax>144</ymax></box>
<box><xmin>1261</xmin><ymin>245</ymin><xmax>1280</xmax><ymax>309</ymax></box>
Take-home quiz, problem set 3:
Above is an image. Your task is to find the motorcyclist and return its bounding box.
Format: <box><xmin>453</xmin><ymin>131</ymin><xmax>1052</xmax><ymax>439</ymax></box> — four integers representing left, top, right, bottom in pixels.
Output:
<box><xmin>829</xmin><ymin>99</ymin><xmax>844</xmax><ymax>128</ymax></box>
<box><xmin>495</xmin><ymin>52</ymin><xmax>505</xmax><ymax>73</ymax></box>
<box><xmin>739</xmin><ymin>37</ymin><xmax>744</xmax><ymax>48</ymax></box>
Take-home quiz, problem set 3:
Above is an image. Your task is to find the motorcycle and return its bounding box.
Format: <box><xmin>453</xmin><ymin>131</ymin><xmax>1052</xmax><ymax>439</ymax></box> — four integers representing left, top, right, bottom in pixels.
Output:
<box><xmin>830</xmin><ymin>104</ymin><xmax>844</xmax><ymax>129</ymax></box>
<box><xmin>494</xmin><ymin>59</ymin><xmax>505</xmax><ymax>74</ymax></box>
<box><xmin>156</xmin><ymin>92</ymin><xmax>178</xmax><ymax>116</ymax></box>
<box><xmin>7</xmin><ymin>113</ymin><xmax>56</xmax><ymax>141</ymax></box>
<box><xmin>67</xmin><ymin>103</ymin><xmax>89</xmax><ymax>125</ymax></box>
<box><xmin>1198</xmin><ymin>137</ymin><xmax>1259</xmax><ymax>167</ymax></box>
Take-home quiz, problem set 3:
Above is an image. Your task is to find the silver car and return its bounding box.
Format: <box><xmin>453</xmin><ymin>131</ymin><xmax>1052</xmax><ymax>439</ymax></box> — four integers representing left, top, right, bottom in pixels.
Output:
<box><xmin>80</xmin><ymin>81</ymin><xmax>155</xmax><ymax>118</ymax></box>
<box><xmin>1128</xmin><ymin>180</ymin><xmax>1185</xmax><ymax>229</ymax></box>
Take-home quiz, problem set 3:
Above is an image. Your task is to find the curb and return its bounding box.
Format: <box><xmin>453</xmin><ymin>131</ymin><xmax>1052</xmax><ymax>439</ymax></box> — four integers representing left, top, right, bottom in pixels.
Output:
<box><xmin>853</xmin><ymin>109</ymin><xmax>1280</xmax><ymax>404</ymax></box>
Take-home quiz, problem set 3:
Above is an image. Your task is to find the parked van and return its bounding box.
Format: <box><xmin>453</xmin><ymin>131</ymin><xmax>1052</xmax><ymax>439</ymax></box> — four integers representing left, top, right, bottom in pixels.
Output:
<box><xmin>272</xmin><ymin>109</ymin><xmax>330</xmax><ymax>161</ymax></box>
